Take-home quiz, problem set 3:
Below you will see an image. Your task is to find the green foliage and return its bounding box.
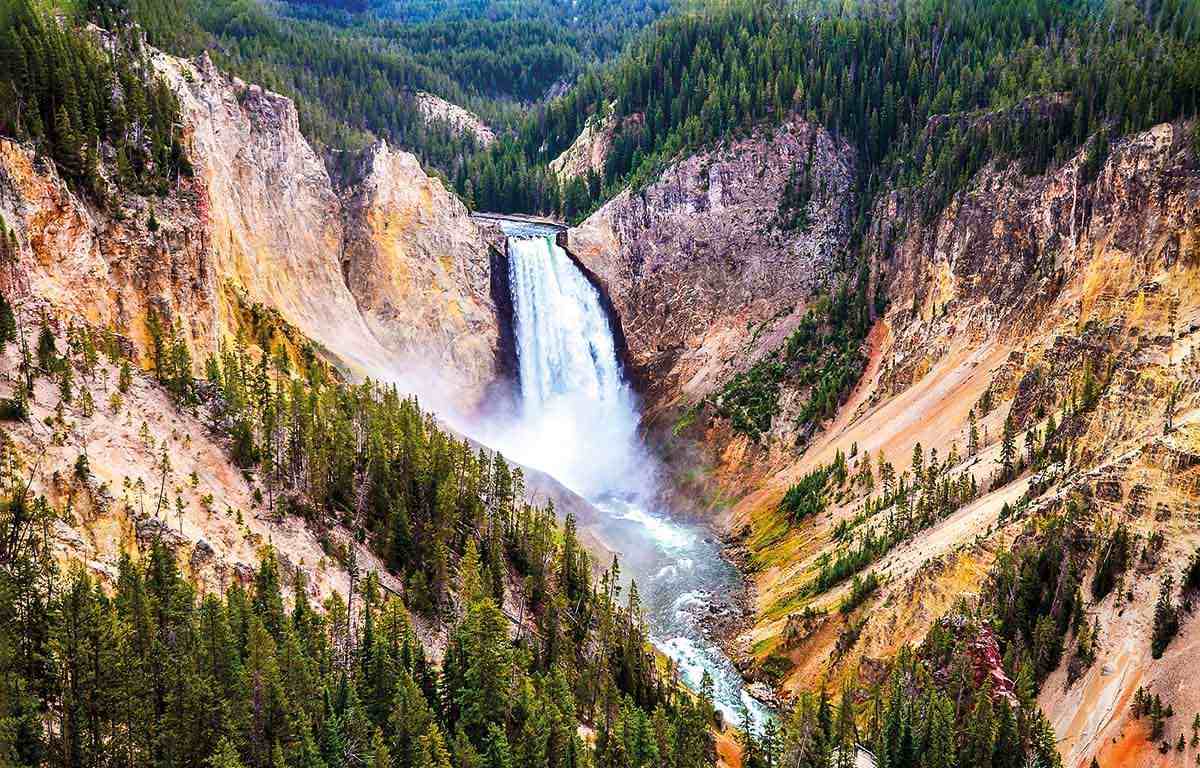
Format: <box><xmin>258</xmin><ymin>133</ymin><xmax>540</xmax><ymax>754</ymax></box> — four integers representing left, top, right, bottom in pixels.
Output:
<box><xmin>0</xmin><ymin>436</ymin><xmax>713</xmax><ymax>768</ymax></box>
<box><xmin>0</xmin><ymin>0</ymin><xmax>189</xmax><ymax>200</ymax></box>
<box><xmin>1185</xmin><ymin>547</ymin><xmax>1200</xmax><ymax>593</ymax></box>
<box><xmin>780</xmin><ymin>642</ymin><xmax>1062</xmax><ymax>768</ymax></box>
<box><xmin>35</xmin><ymin>321</ymin><xmax>58</xmax><ymax>373</ymax></box>
<box><xmin>778</xmin><ymin>148</ymin><xmax>816</xmax><ymax>231</ymax></box>
<box><xmin>808</xmin><ymin>528</ymin><xmax>889</xmax><ymax>597</ymax></box>
<box><xmin>0</xmin><ymin>389</ymin><xmax>28</xmax><ymax>421</ymax></box>
<box><xmin>713</xmin><ymin>280</ymin><xmax>870</xmax><ymax>441</ymax></box>
<box><xmin>839</xmin><ymin>571</ymin><xmax>880</xmax><ymax>615</ymax></box>
<box><xmin>465</xmin><ymin>0</ymin><xmax>1200</xmax><ymax>224</ymax></box>
<box><xmin>712</xmin><ymin>355</ymin><xmax>786</xmax><ymax>439</ymax></box>
<box><xmin>0</xmin><ymin>320</ymin><xmax>714</xmax><ymax>768</ymax></box>
<box><xmin>0</xmin><ymin>291</ymin><xmax>16</xmax><ymax>354</ymax></box>
<box><xmin>778</xmin><ymin>465</ymin><xmax>831</xmax><ymax>522</ymax></box>
<box><xmin>1091</xmin><ymin>522</ymin><xmax>1131</xmax><ymax>601</ymax></box>
<box><xmin>1132</xmin><ymin>687</ymin><xmax>1173</xmax><ymax>741</ymax></box>
<box><xmin>986</xmin><ymin>506</ymin><xmax>1086</xmax><ymax>685</ymax></box>
<box><xmin>995</xmin><ymin>412</ymin><xmax>1018</xmax><ymax>487</ymax></box>
<box><xmin>1152</xmin><ymin>573</ymin><xmax>1180</xmax><ymax>659</ymax></box>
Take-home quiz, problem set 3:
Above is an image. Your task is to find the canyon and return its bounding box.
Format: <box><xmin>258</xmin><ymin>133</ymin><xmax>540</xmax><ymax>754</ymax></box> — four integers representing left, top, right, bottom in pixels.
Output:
<box><xmin>5</xmin><ymin>23</ymin><xmax>1200</xmax><ymax>768</ymax></box>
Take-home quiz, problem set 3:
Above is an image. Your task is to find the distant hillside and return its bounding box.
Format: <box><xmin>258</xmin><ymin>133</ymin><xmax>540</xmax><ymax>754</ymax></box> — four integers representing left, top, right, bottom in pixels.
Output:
<box><xmin>460</xmin><ymin>0</ymin><xmax>1200</xmax><ymax>221</ymax></box>
<box><xmin>116</xmin><ymin>0</ymin><xmax>670</xmax><ymax>182</ymax></box>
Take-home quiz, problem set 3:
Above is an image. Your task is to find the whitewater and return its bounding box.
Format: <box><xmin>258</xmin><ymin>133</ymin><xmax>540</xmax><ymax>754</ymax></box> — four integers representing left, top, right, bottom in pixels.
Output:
<box><xmin>489</xmin><ymin>221</ymin><xmax>773</xmax><ymax>730</ymax></box>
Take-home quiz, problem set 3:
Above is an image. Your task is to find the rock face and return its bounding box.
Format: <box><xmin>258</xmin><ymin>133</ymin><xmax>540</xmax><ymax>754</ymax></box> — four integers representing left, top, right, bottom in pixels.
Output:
<box><xmin>548</xmin><ymin>108</ymin><xmax>637</xmax><ymax>184</ymax></box>
<box><xmin>342</xmin><ymin>141</ymin><xmax>501</xmax><ymax>405</ymax></box>
<box><xmin>568</xmin><ymin>116</ymin><xmax>855</xmax><ymax>418</ymax></box>
<box><xmin>714</xmin><ymin>119</ymin><xmax>1200</xmax><ymax>768</ymax></box>
<box><xmin>413</xmin><ymin>91</ymin><xmax>495</xmax><ymax>147</ymax></box>
<box><xmin>0</xmin><ymin>134</ymin><xmax>218</xmax><ymax>362</ymax></box>
<box><xmin>872</xmin><ymin>121</ymin><xmax>1199</xmax><ymax>455</ymax></box>
<box><xmin>154</xmin><ymin>51</ymin><xmax>394</xmax><ymax>376</ymax></box>
<box><xmin>863</xmin><ymin>123</ymin><xmax>1200</xmax><ymax>768</ymax></box>
<box><xmin>0</xmin><ymin>43</ymin><xmax>505</xmax><ymax>413</ymax></box>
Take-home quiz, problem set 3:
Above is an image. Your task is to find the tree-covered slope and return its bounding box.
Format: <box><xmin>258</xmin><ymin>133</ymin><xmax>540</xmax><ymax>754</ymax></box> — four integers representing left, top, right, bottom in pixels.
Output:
<box><xmin>0</xmin><ymin>287</ymin><xmax>719</xmax><ymax>768</ymax></box>
<box><xmin>462</xmin><ymin>0</ymin><xmax>1200</xmax><ymax>221</ymax></box>
<box><xmin>112</xmin><ymin>0</ymin><xmax>671</xmax><ymax>180</ymax></box>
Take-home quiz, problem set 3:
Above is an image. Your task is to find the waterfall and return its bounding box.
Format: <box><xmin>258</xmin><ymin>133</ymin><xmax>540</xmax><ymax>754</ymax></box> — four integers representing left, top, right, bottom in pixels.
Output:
<box><xmin>503</xmin><ymin>231</ymin><xmax>646</xmax><ymax>498</ymax></box>
<box><xmin>507</xmin><ymin>234</ymin><xmax>623</xmax><ymax>416</ymax></box>
<box><xmin>493</xmin><ymin>222</ymin><xmax>773</xmax><ymax>731</ymax></box>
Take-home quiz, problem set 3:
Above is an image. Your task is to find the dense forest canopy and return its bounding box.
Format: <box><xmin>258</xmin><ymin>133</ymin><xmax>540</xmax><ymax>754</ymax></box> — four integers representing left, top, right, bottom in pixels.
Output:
<box><xmin>114</xmin><ymin>0</ymin><xmax>672</xmax><ymax>180</ymax></box>
<box><xmin>0</xmin><ymin>314</ymin><xmax>720</xmax><ymax>768</ymax></box>
<box><xmin>461</xmin><ymin>0</ymin><xmax>1200</xmax><ymax>220</ymax></box>
<box><xmin>298</xmin><ymin>0</ymin><xmax>673</xmax><ymax>67</ymax></box>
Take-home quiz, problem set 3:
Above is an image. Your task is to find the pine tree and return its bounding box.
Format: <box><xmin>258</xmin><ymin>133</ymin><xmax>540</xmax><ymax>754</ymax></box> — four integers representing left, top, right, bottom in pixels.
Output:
<box><xmin>924</xmin><ymin>693</ymin><xmax>957</xmax><ymax>768</ymax></box>
<box><xmin>459</xmin><ymin>538</ymin><xmax>484</xmax><ymax>607</ymax></box>
<box><xmin>999</xmin><ymin>413</ymin><xmax>1016</xmax><ymax>481</ymax></box>
<box><xmin>0</xmin><ymin>292</ymin><xmax>16</xmax><ymax>353</ymax></box>
<box><xmin>207</xmin><ymin>738</ymin><xmax>247</xmax><ymax>768</ymax></box>
<box><xmin>962</xmin><ymin>685</ymin><xmax>995</xmax><ymax>768</ymax></box>
<box><xmin>415</xmin><ymin>722</ymin><xmax>454</xmax><ymax>768</ymax></box>
<box><xmin>1152</xmin><ymin>574</ymin><xmax>1180</xmax><ymax>659</ymax></box>
<box><xmin>36</xmin><ymin>321</ymin><xmax>57</xmax><ymax>372</ymax></box>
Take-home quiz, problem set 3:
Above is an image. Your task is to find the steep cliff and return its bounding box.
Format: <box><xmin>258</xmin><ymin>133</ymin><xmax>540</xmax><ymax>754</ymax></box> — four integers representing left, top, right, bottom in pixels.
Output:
<box><xmin>152</xmin><ymin>50</ymin><xmax>395</xmax><ymax>377</ymax></box>
<box><xmin>717</xmin><ymin>120</ymin><xmax>1200</xmax><ymax>768</ymax></box>
<box><xmin>0</xmin><ymin>136</ymin><xmax>220</xmax><ymax>360</ymax></box>
<box><xmin>0</xmin><ymin>35</ymin><xmax>529</xmax><ymax>652</ymax></box>
<box><xmin>342</xmin><ymin>140</ymin><xmax>501</xmax><ymax>407</ymax></box>
<box><xmin>0</xmin><ymin>40</ymin><xmax>506</xmax><ymax>413</ymax></box>
<box><xmin>569</xmin><ymin>116</ymin><xmax>855</xmax><ymax>423</ymax></box>
<box><xmin>548</xmin><ymin>107</ymin><xmax>638</xmax><ymax>184</ymax></box>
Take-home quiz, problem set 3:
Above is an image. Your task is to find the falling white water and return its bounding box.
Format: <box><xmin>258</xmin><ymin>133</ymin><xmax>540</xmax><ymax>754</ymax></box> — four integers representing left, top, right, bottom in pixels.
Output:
<box><xmin>494</xmin><ymin>221</ymin><xmax>773</xmax><ymax>731</ymax></box>
<box><xmin>501</xmin><ymin>229</ymin><xmax>651</xmax><ymax>498</ymax></box>
<box><xmin>508</xmin><ymin>234</ymin><xmax>622</xmax><ymax>415</ymax></box>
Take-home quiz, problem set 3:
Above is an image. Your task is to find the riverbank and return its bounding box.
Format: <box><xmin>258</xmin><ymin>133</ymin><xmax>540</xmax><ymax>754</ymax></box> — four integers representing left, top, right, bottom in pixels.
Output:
<box><xmin>716</xmin><ymin>528</ymin><xmax>783</xmax><ymax>713</ymax></box>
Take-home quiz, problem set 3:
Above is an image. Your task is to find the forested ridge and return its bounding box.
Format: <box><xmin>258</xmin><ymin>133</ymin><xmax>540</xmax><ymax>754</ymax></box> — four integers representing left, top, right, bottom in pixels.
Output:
<box><xmin>0</xmin><ymin>0</ymin><xmax>190</xmax><ymax>204</ymax></box>
<box><xmin>119</xmin><ymin>0</ymin><xmax>670</xmax><ymax>180</ymax></box>
<box><xmin>0</xmin><ymin>310</ymin><xmax>720</xmax><ymax>767</ymax></box>
<box><xmin>461</xmin><ymin>0</ymin><xmax>1200</xmax><ymax>220</ymax></box>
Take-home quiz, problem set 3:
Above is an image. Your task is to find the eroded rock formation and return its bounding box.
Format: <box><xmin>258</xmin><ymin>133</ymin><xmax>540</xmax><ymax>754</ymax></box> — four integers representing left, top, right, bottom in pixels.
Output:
<box><xmin>569</xmin><ymin>116</ymin><xmax>856</xmax><ymax>420</ymax></box>
<box><xmin>0</xmin><ymin>44</ymin><xmax>505</xmax><ymax>413</ymax></box>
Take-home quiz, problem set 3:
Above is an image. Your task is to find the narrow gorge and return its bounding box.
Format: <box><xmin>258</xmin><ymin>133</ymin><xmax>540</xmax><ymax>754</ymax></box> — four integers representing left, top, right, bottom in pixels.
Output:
<box><xmin>4</xmin><ymin>1</ymin><xmax>1200</xmax><ymax>766</ymax></box>
<box><xmin>483</xmin><ymin>221</ymin><xmax>774</xmax><ymax>728</ymax></box>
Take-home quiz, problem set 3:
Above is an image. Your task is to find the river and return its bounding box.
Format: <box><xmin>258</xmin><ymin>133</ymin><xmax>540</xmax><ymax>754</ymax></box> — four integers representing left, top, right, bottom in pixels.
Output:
<box><xmin>483</xmin><ymin>220</ymin><xmax>773</xmax><ymax>730</ymax></box>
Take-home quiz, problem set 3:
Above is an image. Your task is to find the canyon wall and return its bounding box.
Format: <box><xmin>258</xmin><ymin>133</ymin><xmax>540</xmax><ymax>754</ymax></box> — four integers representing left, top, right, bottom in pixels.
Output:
<box><xmin>557</xmin><ymin>102</ymin><xmax>1199</xmax><ymax>767</ymax></box>
<box><xmin>717</xmin><ymin>121</ymin><xmax>1200</xmax><ymax>768</ymax></box>
<box><xmin>0</xmin><ymin>38</ymin><xmax>603</xmax><ymax>655</ymax></box>
<box><xmin>1</xmin><ymin>44</ymin><xmax>504</xmax><ymax>413</ymax></box>
<box><xmin>568</xmin><ymin>116</ymin><xmax>856</xmax><ymax>423</ymax></box>
<box><xmin>342</xmin><ymin>140</ymin><xmax>501</xmax><ymax>406</ymax></box>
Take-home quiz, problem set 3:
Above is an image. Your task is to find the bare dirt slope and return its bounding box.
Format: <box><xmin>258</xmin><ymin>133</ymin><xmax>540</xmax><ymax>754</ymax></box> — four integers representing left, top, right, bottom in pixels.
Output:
<box><xmin>703</xmin><ymin>120</ymin><xmax>1200</xmax><ymax>767</ymax></box>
